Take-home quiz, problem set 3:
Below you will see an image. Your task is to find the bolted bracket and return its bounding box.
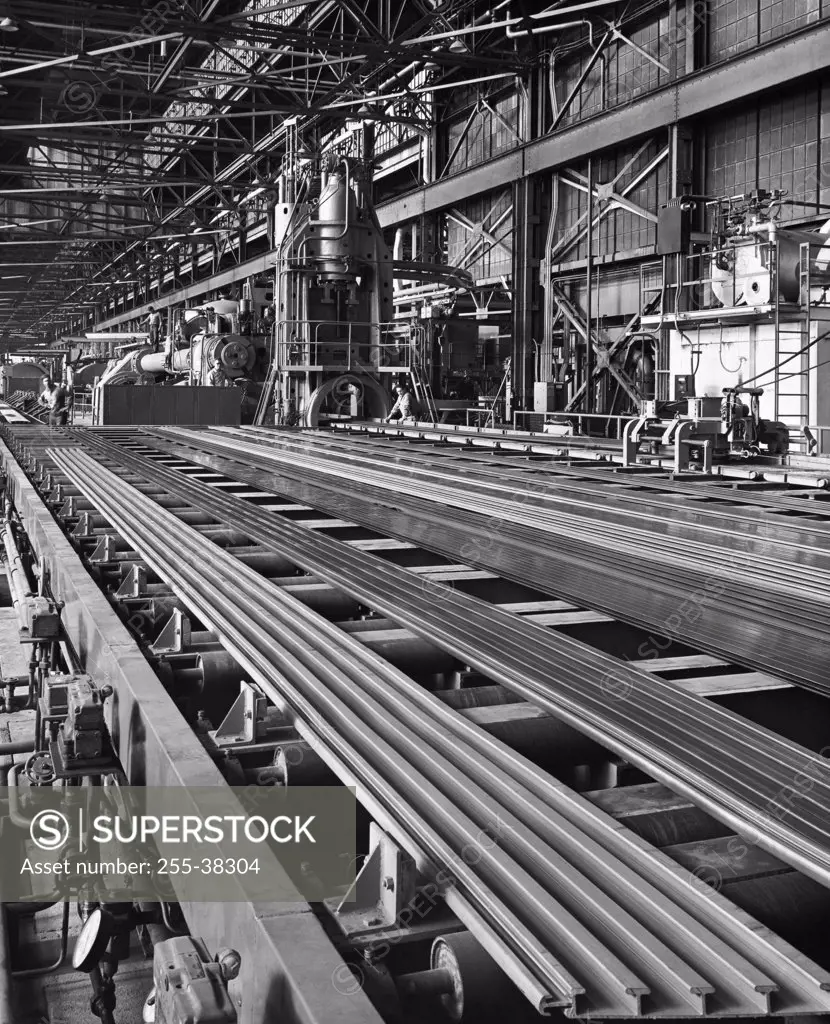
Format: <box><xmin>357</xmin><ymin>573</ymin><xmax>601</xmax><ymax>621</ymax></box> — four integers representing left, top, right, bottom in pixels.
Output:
<box><xmin>115</xmin><ymin>565</ymin><xmax>147</xmax><ymax>599</ymax></box>
<box><xmin>209</xmin><ymin>681</ymin><xmax>267</xmax><ymax>748</ymax></box>
<box><xmin>150</xmin><ymin>609</ymin><xmax>192</xmax><ymax>655</ymax></box>
<box><xmin>89</xmin><ymin>535</ymin><xmax>118</xmax><ymax>564</ymax></box>
<box><xmin>325</xmin><ymin>824</ymin><xmax>417</xmax><ymax>937</ymax></box>
<box><xmin>72</xmin><ymin>512</ymin><xmax>93</xmax><ymax>539</ymax></box>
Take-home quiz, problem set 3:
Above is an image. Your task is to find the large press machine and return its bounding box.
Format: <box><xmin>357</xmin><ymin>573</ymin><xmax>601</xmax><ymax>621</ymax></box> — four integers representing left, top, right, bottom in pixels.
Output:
<box><xmin>262</xmin><ymin>151</ymin><xmax>474</xmax><ymax>427</ymax></box>
<box><xmin>86</xmin><ymin>152</ymin><xmax>474</xmax><ymax>428</ymax></box>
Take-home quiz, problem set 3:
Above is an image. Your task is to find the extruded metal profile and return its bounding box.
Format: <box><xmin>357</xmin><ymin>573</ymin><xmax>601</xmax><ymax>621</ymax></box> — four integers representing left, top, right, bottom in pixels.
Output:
<box><xmin>0</xmin><ymin>438</ymin><xmax>382</xmax><ymax>1024</ymax></box>
<box><xmin>148</xmin><ymin>425</ymin><xmax>830</xmax><ymax>694</ymax></box>
<box><xmin>46</xmin><ymin>442</ymin><xmax>830</xmax><ymax>1018</ymax></box>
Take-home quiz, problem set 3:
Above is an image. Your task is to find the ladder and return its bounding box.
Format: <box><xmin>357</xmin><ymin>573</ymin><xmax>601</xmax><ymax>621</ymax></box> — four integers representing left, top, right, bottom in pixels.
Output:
<box><xmin>771</xmin><ymin>241</ymin><xmax>813</xmax><ymax>450</ymax></box>
<box><xmin>773</xmin><ymin>322</ymin><xmax>811</xmax><ymax>448</ymax></box>
<box><xmin>408</xmin><ymin>363</ymin><xmax>438</xmax><ymax>423</ymax></box>
<box><xmin>254</xmin><ymin>359</ymin><xmax>280</xmax><ymax>425</ymax></box>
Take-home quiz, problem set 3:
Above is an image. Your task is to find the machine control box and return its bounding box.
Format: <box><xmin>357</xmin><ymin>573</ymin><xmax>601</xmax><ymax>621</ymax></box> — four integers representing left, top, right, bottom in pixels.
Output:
<box><xmin>150</xmin><ymin>937</ymin><xmax>237</xmax><ymax>1024</ymax></box>
<box><xmin>21</xmin><ymin>595</ymin><xmax>60</xmax><ymax>639</ymax></box>
<box><xmin>534</xmin><ymin>381</ymin><xmax>561</xmax><ymax>414</ymax></box>
<box><xmin>687</xmin><ymin>397</ymin><xmax>723</xmax><ymax>421</ymax></box>
<box><xmin>657</xmin><ymin>201</ymin><xmax>691</xmax><ymax>254</ymax></box>
<box><xmin>674</xmin><ymin>374</ymin><xmax>696</xmax><ymax>400</ymax></box>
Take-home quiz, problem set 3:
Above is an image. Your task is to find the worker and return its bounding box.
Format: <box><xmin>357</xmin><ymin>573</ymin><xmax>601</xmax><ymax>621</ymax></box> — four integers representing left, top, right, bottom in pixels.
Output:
<box><xmin>207</xmin><ymin>357</ymin><xmax>232</xmax><ymax>387</ymax></box>
<box><xmin>384</xmin><ymin>384</ymin><xmax>417</xmax><ymax>423</ymax></box>
<box><xmin>163</xmin><ymin>333</ymin><xmax>175</xmax><ymax>371</ymax></box>
<box><xmin>39</xmin><ymin>376</ymin><xmax>68</xmax><ymax>426</ymax></box>
<box><xmin>146</xmin><ymin>306</ymin><xmax>162</xmax><ymax>351</ymax></box>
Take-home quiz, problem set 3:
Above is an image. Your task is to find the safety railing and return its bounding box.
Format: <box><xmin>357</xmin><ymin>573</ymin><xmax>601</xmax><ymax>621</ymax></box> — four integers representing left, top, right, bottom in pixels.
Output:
<box><xmin>71</xmin><ymin>387</ymin><xmax>94</xmax><ymax>425</ymax></box>
<box><xmin>513</xmin><ymin>410</ymin><xmax>630</xmax><ymax>438</ymax></box>
<box><xmin>275</xmin><ymin>319</ymin><xmax>426</xmax><ymax>374</ymax></box>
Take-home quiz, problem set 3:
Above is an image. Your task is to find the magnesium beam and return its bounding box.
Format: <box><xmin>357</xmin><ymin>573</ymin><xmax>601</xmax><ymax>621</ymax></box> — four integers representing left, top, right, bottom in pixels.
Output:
<box><xmin>376</xmin><ymin>22</ymin><xmax>830</xmax><ymax>227</ymax></box>
<box><xmin>0</xmin><ymin>438</ymin><xmax>381</xmax><ymax>1024</ymax></box>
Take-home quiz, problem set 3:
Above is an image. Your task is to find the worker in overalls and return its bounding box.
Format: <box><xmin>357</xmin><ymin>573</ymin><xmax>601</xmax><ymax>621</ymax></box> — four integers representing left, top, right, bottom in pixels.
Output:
<box><xmin>207</xmin><ymin>356</ymin><xmax>232</xmax><ymax>387</ymax></box>
<box><xmin>384</xmin><ymin>384</ymin><xmax>417</xmax><ymax>423</ymax></box>
<box><xmin>39</xmin><ymin>376</ymin><xmax>68</xmax><ymax>426</ymax></box>
<box><xmin>146</xmin><ymin>306</ymin><xmax>162</xmax><ymax>351</ymax></box>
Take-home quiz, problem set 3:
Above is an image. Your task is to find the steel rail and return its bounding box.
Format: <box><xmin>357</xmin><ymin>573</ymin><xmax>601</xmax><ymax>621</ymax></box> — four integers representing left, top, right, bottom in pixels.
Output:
<box><xmin>244</xmin><ymin>424</ymin><xmax>830</xmax><ymax>518</ymax></box>
<box><xmin>144</xmin><ymin>426</ymin><xmax>830</xmax><ymax>694</ymax></box>
<box><xmin>0</xmin><ymin>436</ymin><xmax>384</xmax><ymax>1024</ymax></box>
<box><xmin>202</xmin><ymin>427</ymin><xmax>830</xmax><ymax>576</ymax></box>
<box><xmin>47</xmin><ymin>445</ymin><xmax>830</xmax><ymax>1018</ymax></box>
<box><xmin>334</xmin><ymin>420</ymin><xmax>830</xmax><ymax>489</ymax></box>
<box><xmin>51</xmin><ymin>437</ymin><xmax>830</xmax><ymax>878</ymax></box>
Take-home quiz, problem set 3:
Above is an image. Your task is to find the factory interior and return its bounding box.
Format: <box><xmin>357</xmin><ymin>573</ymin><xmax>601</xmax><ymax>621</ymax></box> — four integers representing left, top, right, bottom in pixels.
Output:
<box><xmin>0</xmin><ymin>1</ymin><xmax>830</xmax><ymax>1023</ymax></box>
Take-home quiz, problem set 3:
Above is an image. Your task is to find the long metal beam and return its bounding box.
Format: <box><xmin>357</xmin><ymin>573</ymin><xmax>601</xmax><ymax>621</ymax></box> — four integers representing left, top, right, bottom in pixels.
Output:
<box><xmin>148</xmin><ymin>425</ymin><xmax>830</xmax><ymax>694</ymax></box>
<box><xmin>0</xmin><ymin>436</ymin><xmax>382</xmax><ymax>1024</ymax></box>
<box><xmin>92</xmin><ymin>250</ymin><xmax>274</xmax><ymax>330</ymax></box>
<box><xmin>47</xmin><ymin>437</ymin><xmax>830</xmax><ymax>1018</ymax></box>
<box><xmin>375</xmin><ymin>21</ymin><xmax>830</xmax><ymax>227</ymax></box>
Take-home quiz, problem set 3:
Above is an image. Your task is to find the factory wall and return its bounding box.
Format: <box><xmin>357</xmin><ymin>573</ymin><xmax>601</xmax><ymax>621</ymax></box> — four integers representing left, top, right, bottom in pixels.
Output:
<box><xmin>704</xmin><ymin>83</ymin><xmax>830</xmax><ymax>215</ymax></box>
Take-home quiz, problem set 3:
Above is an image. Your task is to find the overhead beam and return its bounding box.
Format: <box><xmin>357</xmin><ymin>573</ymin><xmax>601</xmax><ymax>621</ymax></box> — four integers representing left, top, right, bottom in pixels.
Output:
<box><xmin>376</xmin><ymin>21</ymin><xmax>830</xmax><ymax>227</ymax></box>
<box><xmin>94</xmin><ymin>250</ymin><xmax>274</xmax><ymax>330</ymax></box>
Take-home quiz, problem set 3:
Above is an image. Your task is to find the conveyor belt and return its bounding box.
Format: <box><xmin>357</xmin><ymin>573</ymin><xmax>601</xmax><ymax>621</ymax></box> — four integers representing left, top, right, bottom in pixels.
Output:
<box><xmin>46</xmin><ymin>443</ymin><xmax>830</xmax><ymax>1017</ymax></box>
<box><xmin>143</xmin><ymin>425</ymin><xmax>830</xmax><ymax>694</ymax></box>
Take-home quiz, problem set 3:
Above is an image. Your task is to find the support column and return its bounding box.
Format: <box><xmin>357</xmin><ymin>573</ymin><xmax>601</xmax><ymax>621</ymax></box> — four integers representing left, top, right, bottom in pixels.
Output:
<box><xmin>511</xmin><ymin>176</ymin><xmax>541</xmax><ymax>416</ymax></box>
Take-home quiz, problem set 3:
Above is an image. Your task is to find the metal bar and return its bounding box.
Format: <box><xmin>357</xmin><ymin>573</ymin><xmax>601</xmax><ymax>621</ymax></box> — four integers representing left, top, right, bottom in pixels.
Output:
<box><xmin>145</xmin><ymin>426</ymin><xmax>830</xmax><ymax>694</ymax></box>
<box><xmin>0</xmin><ymin>437</ymin><xmax>382</xmax><ymax>1024</ymax></box>
<box><xmin>46</xmin><ymin>440</ymin><xmax>830</xmax><ymax>1017</ymax></box>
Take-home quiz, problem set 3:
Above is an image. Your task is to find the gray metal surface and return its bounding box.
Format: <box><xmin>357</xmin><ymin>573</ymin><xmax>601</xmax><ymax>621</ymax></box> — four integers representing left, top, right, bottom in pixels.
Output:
<box><xmin>0</xmin><ymin>437</ymin><xmax>383</xmax><ymax>1024</ymax></box>
<box><xmin>44</xmin><ymin>440</ymin><xmax>830</xmax><ymax>1018</ymax></box>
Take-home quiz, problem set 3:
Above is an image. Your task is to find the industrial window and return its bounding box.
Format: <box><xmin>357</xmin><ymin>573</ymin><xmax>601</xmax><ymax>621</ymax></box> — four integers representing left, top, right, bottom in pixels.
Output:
<box><xmin>550</xmin><ymin>7</ymin><xmax>680</xmax><ymax>131</ymax></box>
<box><xmin>708</xmin><ymin>0</ymin><xmax>822</xmax><ymax>61</ymax></box>
<box><xmin>445</xmin><ymin>190</ymin><xmax>513</xmax><ymax>283</ymax></box>
<box><xmin>553</xmin><ymin>139</ymin><xmax>667</xmax><ymax>263</ymax></box>
<box><xmin>442</xmin><ymin>91</ymin><xmax>521</xmax><ymax>175</ymax></box>
<box><xmin>706</xmin><ymin>87</ymin><xmax>823</xmax><ymax>219</ymax></box>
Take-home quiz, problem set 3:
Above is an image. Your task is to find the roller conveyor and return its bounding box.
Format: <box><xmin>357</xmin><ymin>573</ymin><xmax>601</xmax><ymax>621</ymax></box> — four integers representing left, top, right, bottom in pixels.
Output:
<box><xmin>5</xmin><ymin>422</ymin><xmax>830</xmax><ymax>1022</ymax></box>
<box><xmin>138</xmin><ymin>425</ymin><xmax>830</xmax><ymax>694</ymax></box>
<box><xmin>44</xmin><ymin>444</ymin><xmax>830</xmax><ymax>1017</ymax></box>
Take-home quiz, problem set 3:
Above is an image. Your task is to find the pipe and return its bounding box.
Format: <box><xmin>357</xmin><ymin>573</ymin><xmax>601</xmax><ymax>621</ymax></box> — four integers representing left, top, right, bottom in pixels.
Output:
<box><xmin>0</xmin><ymin>739</ymin><xmax>35</xmax><ymax>757</ymax></box>
<box><xmin>401</xmin><ymin>2</ymin><xmax>616</xmax><ymax>43</ymax></box>
<box><xmin>2</xmin><ymin>523</ymin><xmax>33</xmax><ymax>633</ymax></box>
<box><xmin>12</xmin><ymin>901</ymin><xmax>69</xmax><ymax>979</ymax></box>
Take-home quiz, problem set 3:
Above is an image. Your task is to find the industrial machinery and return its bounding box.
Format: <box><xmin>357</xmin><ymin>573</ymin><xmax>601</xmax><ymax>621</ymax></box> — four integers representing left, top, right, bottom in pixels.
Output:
<box><xmin>93</xmin><ymin>295</ymin><xmax>269</xmax><ymax>422</ymax></box>
<box><xmin>622</xmin><ymin>387</ymin><xmax>789</xmax><ymax>472</ymax></box>
<box><xmin>0</xmin><ymin>361</ymin><xmax>48</xmax><ymax>401</ymax></box>
<box><xmin>708</xmin><ymin>189</ymin><xmax>830</xmax><ymax>307</ymax></box>
<box><xmin>537</xmin><ymin>187</ymin><xmax>830</xmax><ymax>457</ymax></box>
<box><xmin>652</xmin><ymin>188</ymin><xmax>830</xmax><ymax>455</ymax></box>
<box><xmin>4</xmin><ymin>416</ymin><xmax>830</xmax><ymax>1023</ymax></box>
<box><xmin>261</xmin><ymin>149</ymin><xmax>473</xmax><ymax>427</ymax></box>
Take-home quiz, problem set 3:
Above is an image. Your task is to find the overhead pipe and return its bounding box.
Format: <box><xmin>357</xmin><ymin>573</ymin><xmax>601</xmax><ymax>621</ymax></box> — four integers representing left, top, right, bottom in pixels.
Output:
<box><xmin>401</xmin><ymin>1</ymin><xmax>616</xmax><ymax>44</ymax></box>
